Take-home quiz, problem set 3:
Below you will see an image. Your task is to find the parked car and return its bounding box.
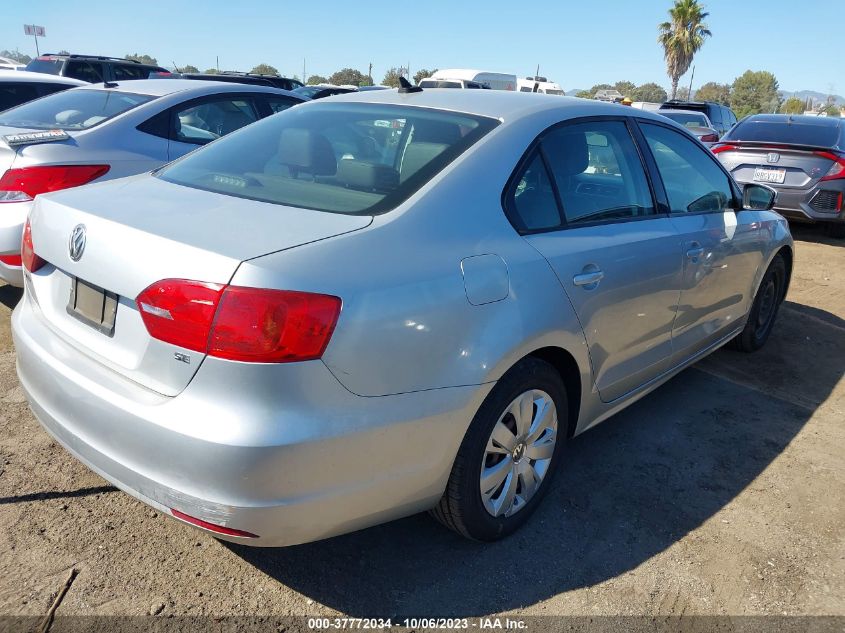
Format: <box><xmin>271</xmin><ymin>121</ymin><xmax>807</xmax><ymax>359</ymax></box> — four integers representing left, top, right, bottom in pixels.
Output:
<box><xmin>0</xmin><ymin>70</ymin><xmax>86</xmax><ymax>111</ymax></box>
<box><xmin>13</xmin><ymin>90</ymin><xmax>792</xmax><ymax>546</ymax></box>
<box><xmin>0</xmin><ymin>56</ymin><xmax>26</xmax><ymax>72</ymax></box>
<box><xmin>658</xmin><ymin>109</ymin><xmax>720</xmax><ymax>146</ymax></box>
<box><xmin>517</xmin><ymin>77</ymin><xmax>564</xmax><ymax>95</ymax></box>
<box><xmin>25</xmin><ymin>53</ymin><xmax>169</xmax><ymax>83</ymax></box>
<box><xmin>660</xmin><ymin>100</ymin><xmax>737</xmax><ymax>138</ymax></box>
<box><xmin>714</xmin><ymin>114</ymin><xmax>845</xmax><ymax>237</ymax></box>
<box><xmin>154</xmin><ymin>71</ymin><xmax>304</xmax><ymax>91</ymax></box>
<box><xmin>292</xmin><ymin>84</ymin><xmax>356</xmax><ymax>99</ymax></box>
<box><xmin>0</xmin><ymin>79</ymin><xmax>304</xmax><ymax>285</ymax></box>
<box><xmin>421</xmin><ymin>69</ymin><xmax>516</xmax><ymax>90</ymax></box>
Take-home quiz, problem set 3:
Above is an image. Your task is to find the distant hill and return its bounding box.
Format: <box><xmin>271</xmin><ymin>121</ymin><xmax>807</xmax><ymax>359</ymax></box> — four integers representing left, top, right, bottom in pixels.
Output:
<box><xmin>566</xmin><ymin>87</ymin><xmax>586</xmax><ymax>96</ymax></box>
<box><xmin>780</xmin><ymin>89</ymin><xmax>844</xmax><ymax>106</ymax></box>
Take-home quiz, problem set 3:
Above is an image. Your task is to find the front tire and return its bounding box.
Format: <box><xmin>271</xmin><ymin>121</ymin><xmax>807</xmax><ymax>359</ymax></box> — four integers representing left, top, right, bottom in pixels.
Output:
<box><xmin>731</xmin><ymin>254</ymin><xmax>786</xmax><ymax>352</ymax></box>
<box><xmin>431</xmin><ymin>357</ymin><xmax>568</xmax><ymax>541</ymax></box>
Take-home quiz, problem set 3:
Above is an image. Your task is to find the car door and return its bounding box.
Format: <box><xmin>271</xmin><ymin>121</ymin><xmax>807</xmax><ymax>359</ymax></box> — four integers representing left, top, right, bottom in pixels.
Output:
<box><xmin>508</xmin><ymin>118</ymin><xmax>685</xmax><ymax>402</ymax></box>
<box><xmin>636</xmin><ymin>120</ymin><xmax>766</xmax><ymax>362</ymax></box>
<box><xmin>167</xmin><ymin>94</ymin><xmax>260</xmax><ymax>160</ymax></box>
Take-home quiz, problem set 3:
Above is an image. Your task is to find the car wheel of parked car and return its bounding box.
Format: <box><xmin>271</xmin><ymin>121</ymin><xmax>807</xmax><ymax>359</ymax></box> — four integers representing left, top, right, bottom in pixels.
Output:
<box><xmin>731</xmin><ymin>254</ymin><xmax>787</xmax><ymax>353</ymax></box>
<box><xmin>431</xmin><ymin>357</ymin><xmax>568</xmax><ymax>540</ymax></box>
<box><xmin>825</xmin><ymin>223</ymin><xmax>845</xmax><ymax>239</ymax></box>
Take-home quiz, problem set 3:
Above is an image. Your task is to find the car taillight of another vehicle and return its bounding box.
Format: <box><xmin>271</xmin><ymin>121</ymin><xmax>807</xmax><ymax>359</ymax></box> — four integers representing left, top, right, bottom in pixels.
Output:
<box><xmin>700</xmin><ymin>133</ymin><xmax>719</xmax><ymax>143</ymax></box>
<box><xmin>815</xmin><ymin>151</ymin><xmax>845</xmax><ymax>181</ymax></box>
<box><xmin>137</xmin><ymin>279</ymin><xmax>342</xmax><ymax>363</ymax></box>
<box><xmin>711</xmin><ymin>144</ymin><xmax>737</xmax><ymax>155</ymax></box>
<box><xmin>21</xmin><ymin>219</ymin><xmax>45</xmax><ymax>273</ymax></box>
<box><xmin>0</xmin><ymin>165</ymin><xmax>110</xmax><ymax>203</ymax></box>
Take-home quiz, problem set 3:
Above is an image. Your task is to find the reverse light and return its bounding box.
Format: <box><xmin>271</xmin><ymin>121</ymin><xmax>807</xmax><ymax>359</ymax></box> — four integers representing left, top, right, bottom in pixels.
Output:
<box><xmin>21</xmin><ymin>219</ymin><xmax>45</xmax><ymax>273</ymax></box>
<box><xmin>170</xmin><ymin>509</ymin><xmax>258</xmax><ymax>538</ymax></box>
<box><xmin>0</xmin><ymin>165</ymin><xmax>110</xmax><ymax>202</ymax></box>
<box><xmin>136</xmin><ymin>279</ymin><xmax>341</xmax><ymax>363</ymax></box>
<box><xmin>815</xmin><ymin>151</ymin><xmax>845</xmax><ymax>181</ymax></box>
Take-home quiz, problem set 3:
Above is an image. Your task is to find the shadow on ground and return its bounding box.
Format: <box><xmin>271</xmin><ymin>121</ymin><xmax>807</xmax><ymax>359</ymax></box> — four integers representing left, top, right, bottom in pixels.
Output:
<box><xmin>789</xmin><ymin>223</ymin><xmax>843</xmax><ymax>247</ymax></box>
<box><xmin>228</xmin><ymin>303</ymin><xmax>844</xmax><ymax>618</ymax></box>
<box><xmin>0</xmin><ymin>285</ymin><xmax>22</xmax><ymax>310</ymax></box>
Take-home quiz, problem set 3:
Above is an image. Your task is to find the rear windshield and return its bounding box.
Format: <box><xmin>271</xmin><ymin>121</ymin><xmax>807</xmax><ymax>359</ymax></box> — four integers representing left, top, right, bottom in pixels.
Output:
<box><xmin>419</xmin><ymin>80</ymin><xmax>462</xmax><ymax>89</ymax></box>
<box><xmin>661</xmin><ymin>111</ymin><xmax>709</xmax><ymax>128</ymax></box>
<box><xmin>725</xmin><ymin>117</ymin><xmax>842</xmax><ymax>148</ymax></box>
<box><xmin>0</xmin><ymin>89</ymin><xmax>154</xmax><ymax>130</ymax></box>
<box><xmin>157</xmin><ymin>102</ymin><xmax>499</xmax><ymax>215</ymax></box>
<box><xmin>25</xmin><ymin>58</ymin><xmax>63</xmax><ymax>75</ymax></box>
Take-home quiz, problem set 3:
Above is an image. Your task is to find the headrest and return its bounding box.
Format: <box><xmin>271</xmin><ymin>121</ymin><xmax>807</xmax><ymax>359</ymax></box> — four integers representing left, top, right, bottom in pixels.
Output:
<box><xmin>544</xmin><ymin>130</ymin><xmax>588</xmax><ymax>177</ymax></box>
<box><xmin>412</xmin><ymin>120</ymin><xmax>461</xmax><ymax>144</ymax></box>
<box><xmin>337</xmin><ymin>160</ymin><xmax>398</xmax><ymax>192</ymax></box>
<box><xmin>54</xmin><ymin>110</ymin><xmax>85</xmax><ymax>125</ymax></box>
<box><xmin>277</xmin><ymin>128</ymin><xmax>337</xmax><ymax>176</ymax></box>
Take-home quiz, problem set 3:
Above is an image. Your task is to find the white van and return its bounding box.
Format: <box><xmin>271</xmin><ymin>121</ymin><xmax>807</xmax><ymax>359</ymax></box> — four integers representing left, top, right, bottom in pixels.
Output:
<box><xmin>419</xmin><ymin>69</ymin><xmax>517</xmax><ymax>91</ymax></box>
<box><xmin>517</xmin><ymin>77</ymin><xmax>564</xmax><ymax>95</ymax></box>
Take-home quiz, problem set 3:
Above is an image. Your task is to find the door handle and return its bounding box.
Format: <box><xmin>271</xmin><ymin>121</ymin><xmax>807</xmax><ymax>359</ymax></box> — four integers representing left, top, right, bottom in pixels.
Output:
<box><xmin>573</xmin><ymin>270</ymin><xmax>604</xmax><ymax>287</ymax></box>
<box><xmin>686</xmin><ymin>246</ymin><xmax>705</xmax><ymax>260</ymax></box>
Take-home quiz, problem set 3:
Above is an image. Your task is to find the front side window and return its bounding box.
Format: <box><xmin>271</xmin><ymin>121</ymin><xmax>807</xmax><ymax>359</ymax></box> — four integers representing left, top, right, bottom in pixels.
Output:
<box><xmin>0</xmin><ymin>89</ymin><xmax>155</xmax><ymax>130</ymax></box>
<box><xmin>640</xmin><ymin>122</ymin><xmax>734</xmax><ymax>214</ymax></box>
<box><xmin>65</xmin><ymin>60</ymin><xmax>104</xmax><ymax>83</ymax></box>
<box><xmin>266</xmin><ymin>96</ymin><xmax>297</xmax><ymax>114</ymax></box>
<box><xmin>158</xmin><ymin>102</ymin><xmax>498</xmax><ymax>215</ymax></box>
<box><xmin>541</xmin><ymin>120</ymin><xmax>654</xmax><ymax>225</ymax></box>
<box><xmin>173</xmin><ymin>98</ymin><xmax>259</xmax><ymax>145</ymax></box>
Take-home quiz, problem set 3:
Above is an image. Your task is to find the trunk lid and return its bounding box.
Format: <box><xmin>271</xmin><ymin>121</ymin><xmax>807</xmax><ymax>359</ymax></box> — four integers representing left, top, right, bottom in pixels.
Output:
<box><xmin>718</xmin><ymin>144</ymin><xmax>838</xmax><ymax>189</ymax></box>
<box><xmin>27</xmin><ymin>174</ymin><xmax>372</xmax><ymax>395</ymax></box>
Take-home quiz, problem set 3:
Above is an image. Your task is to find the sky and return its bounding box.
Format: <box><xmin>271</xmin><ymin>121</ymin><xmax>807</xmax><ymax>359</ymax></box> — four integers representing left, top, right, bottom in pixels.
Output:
<box><xmin>1</xmin><ymin>0</ymin><xmax>839</xmax><ymax>95</ymax></box>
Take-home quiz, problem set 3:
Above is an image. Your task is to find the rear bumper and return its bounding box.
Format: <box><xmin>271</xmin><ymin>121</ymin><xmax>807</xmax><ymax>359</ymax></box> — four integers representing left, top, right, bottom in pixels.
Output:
<box><xmin>13</xmin><ymin>294</ymin><xmax>491</xmax><ymax>546</ymax></box>
<box><xmin>0</xmin><ymin>200</ymin><xmax>29</xmax><ymax>286</ymax></box>
<box><xmin>735</xmin><ymin>178</ymin><xmax>845</xmax><ymax>224</ymax></box>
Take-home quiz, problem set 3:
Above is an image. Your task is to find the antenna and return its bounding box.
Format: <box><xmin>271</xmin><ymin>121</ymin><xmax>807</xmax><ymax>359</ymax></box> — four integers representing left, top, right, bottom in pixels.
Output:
<box><xmin>398</xmin><ymin>76</ymin><xmax>422</xmax><ymax>94</ymax></box>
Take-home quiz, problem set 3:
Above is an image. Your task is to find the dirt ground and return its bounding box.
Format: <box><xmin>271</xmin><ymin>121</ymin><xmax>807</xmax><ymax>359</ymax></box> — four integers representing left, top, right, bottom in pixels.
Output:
<box><xmin>0</xmin><ymin>225</ymin><xmax>842</xmax><ymax>622</ymax></box>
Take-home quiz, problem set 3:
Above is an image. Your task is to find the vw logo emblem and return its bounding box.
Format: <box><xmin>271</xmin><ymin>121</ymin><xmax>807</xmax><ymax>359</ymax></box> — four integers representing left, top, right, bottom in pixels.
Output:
<box><xmin>766</xmin><ymin>152</ymin><xmax>780</xmax><ymax>163</ymax></box>
<box><xmin>68</xmin><ymin>224</ymin><xmax>86</xmax><ymax>262</ymax></box>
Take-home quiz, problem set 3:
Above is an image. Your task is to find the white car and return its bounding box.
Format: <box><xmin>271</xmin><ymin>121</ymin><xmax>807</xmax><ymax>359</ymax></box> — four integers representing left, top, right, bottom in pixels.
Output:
<box><xmin>0</xmin><ymin>79</ymin><xmax>304</xmax><ymax>285</ymax></box>
<box><xmin>0</xmin><ymin>57</ymin><xmax>26</xmax><ymax>72</ymax></box>
<box><xmin>0</xmin><ymin>70</ymin><xmax>86</xmax><ymax>112</ymax></box>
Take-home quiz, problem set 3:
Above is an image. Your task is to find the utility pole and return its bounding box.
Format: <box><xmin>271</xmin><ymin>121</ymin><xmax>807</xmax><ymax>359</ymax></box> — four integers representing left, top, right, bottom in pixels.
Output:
<box><xmin>687</xmin><ymin>65</ymin><xmax>695</xmax><ymax>100</ymax></box>
<box><xmin>368</xmin><ymin>62</ymin><xmax>373</xmax><ymax>85</ymax></box>
<box><xmin>303</xmin><ymin>58</ymin><xmax>306</xmax><ymax>83</ymax></box>
<box><xmin>216</xmin><ymin>56</ymin><xmax>219</xmax><ymax>72</ymax></box>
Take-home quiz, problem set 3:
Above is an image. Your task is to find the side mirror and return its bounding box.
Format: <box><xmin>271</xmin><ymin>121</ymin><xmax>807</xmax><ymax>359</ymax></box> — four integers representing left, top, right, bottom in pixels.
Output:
<box><xmin>742</xmin><ymin>183</ymin><xmax>777</xmax><ymax>211</ymax></box>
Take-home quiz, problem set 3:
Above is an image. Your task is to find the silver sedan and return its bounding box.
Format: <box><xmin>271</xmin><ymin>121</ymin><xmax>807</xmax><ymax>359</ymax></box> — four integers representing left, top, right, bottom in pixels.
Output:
<box><xmin>14</xmin><ymin>90</ymin><xmax>792</xmax><ymax>546</ymax></box>
<box><xmin>0</xmin><ymin>79</ymin><xmax>304</xmax><ymax>285</ymax></box>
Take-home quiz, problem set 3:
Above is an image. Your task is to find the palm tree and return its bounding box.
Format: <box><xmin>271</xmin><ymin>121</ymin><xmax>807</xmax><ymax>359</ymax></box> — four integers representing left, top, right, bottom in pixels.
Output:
<box><xmin>658</xmin><ymin>0</ymin><xmax>712</xmax><ymax>99</ymax></box>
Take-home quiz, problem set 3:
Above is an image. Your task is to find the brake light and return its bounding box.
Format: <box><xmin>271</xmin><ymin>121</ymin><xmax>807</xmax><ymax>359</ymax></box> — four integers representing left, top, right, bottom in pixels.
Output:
<box><xmin>0</xmin><ymin>165</ymin><xmax>110</xmax><ymax>203</ymax></box>
<box><xmin>711</xmin><ymin>144</ymin><xmax>738</xmax><ymax>155</ymax></box>
<box><xmin>700</xmin><ymin>133</ymin><xmax>719</xmax><ymax>143</ymax></box>
<box><xmin>815</xmin><ymin>151</ymin><xmax>845</xmax><ymax>181</ymax></box>
<box><xmin>0</xmin><ymin>254</ymin><xmax>22</xmax><ymax>266</ymax></box>
<box><xmin>21</xmin><ymin>219</ymin><xmax>45</xmax><ymax>273</ymax></box>
<box><xmin>136</xmin><ymin>279</ymin><xmax>341</xmax><ymax>363</ymax></box>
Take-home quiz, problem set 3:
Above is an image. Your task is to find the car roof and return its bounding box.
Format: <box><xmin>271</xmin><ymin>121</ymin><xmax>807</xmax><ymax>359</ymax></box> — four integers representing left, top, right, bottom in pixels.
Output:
<box><xmin>0</xmin><ymin>69</ymin><xmax>87</xmax><ymax>85</ymax></box>
<box><xmin>74</xmin><ymin>78</ymin><xmax>293</xmax><ymax>97</ymax></box>
<box><xmin>325</xmin><ymin>88</ymin><xmax>674</xmax><ymax>123</ymax></box>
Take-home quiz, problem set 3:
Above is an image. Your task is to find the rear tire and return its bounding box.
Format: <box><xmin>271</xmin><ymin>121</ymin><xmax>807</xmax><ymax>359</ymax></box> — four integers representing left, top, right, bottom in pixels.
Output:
<box><xmin>730</xmin><ymin>254</ymin><xmax>786</xmax><ymax>352</ymax></box>
<box><xmin>826</xmin><ymin>223</ymin><xmax>845</xmax><ymax>239</ymax></box>
<box><xmin>431</xmin><ymin>357</ymin><xmax>568</xmax><ymax>541</ymax></box>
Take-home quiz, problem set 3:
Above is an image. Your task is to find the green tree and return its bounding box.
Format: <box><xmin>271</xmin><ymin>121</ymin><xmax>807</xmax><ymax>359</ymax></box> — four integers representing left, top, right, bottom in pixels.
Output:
<box><xmin>250</xmin><ymin>63</ymin><xmax>279</xmax><ymax>76</ymax></box>
<box><xmin>694</xmin><ymin>82</ymin><xmax>731</xmax><ymax>105</ymax></box>
<box><xmin>204</xmin><ymin>68</ymin><xmax>220</xmax><ymax>75</ymax></box>
<box><xmin>575</xmin><ymin>90</ymin><xmax>593</xmax><ymax>99</ymax></box>
<box><xmin>631</xmin><ymin>82</ymin><xmax>668</xmax><ymax>103</ymax></box>
<box><xmin>822</xmin><ymin>105</ymin><xmax>841</xmax><ymax>118</ymax></box>
<box><xmin>614</xmin><ymin>81</ymin><xmax>636</xmax><ymax>97</ymax></box>
<box><xmin>307</xmin><ymin>74</ymin><xmax>328</xmax><ymax>85</ymax></box>
<box><xmin>0</xmin><ymin>49</ymin><xmax>32</xmax><ymax>64</ymax></box>
<box><xmin>780</xmin><ymin>97</ymin><xmax>804</xmax><ymax>114</ymax></box>
<box><xmin>413</xmin><ymin>68</ymin><xmax>437</xmax><ymax>85</ymax></box>
<box><xmin>125</xmin><ymin>53</ymin><xmax>158</xmax><ymax>65</ymax></box>
<box><xmin>181</xmin><ymin>64</ymin><xmax>199</xmax><ymax>73</ymax></box>
<box><xmin>731</xmin><ymin>70</ymin><xmax>780</xmax><ymax>118</ymax></box>
<box><xmin>658</xmin><ymin>0</ymin><xmax>712</xmax><ymax>99</ymax></box>
<box><xmin>675</xmin><ymin>86</ymin><xmax>691</xmax><ymax>100</ymax></box>
<box><xmin>382</xmin><ymin>67</ymin><xmax>404</xmax><ymax>88</ymax></box>
<box><xmin>329</xmin><ymin>68</ymin><xmax>368</xmax><ymax>86</ymax></box>
<box><xmin>57</xmin><ymin>50</ymin><xmax>70</xmax><ymax>56</ymax></box>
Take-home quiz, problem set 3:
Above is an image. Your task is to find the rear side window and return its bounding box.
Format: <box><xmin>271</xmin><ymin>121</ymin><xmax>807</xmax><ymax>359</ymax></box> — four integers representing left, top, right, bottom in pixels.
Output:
<box><xmin>725</xmin><ymin>117</ymin><xmax>841</xmax><ymax>147</ymax></box>
<box><xmin>0</xmin><ymin>89</ymin><xmax>154</xmax><ymax>130</ymax></box>
<box><xmin>640</xmin><ymin>122</ymin><xmax>733</xmax><ymax>214</ymax></box>
<box><xmin>64</xmin><ymin>60</ymin><xmax>104</xmax><ymax>83</ymax></box>
<box><xmin>157</xmin><ymin>102</ymin><xmax>498</xmax><ymax>215</ymax></box>
<box><xmin>113</xmin><ymin>64</ymin><xmax>150</xmax><ymax>81</ymax></box>
<box><xmin>510</xmin><ymin>154</ymin><xmax>561</xmax><ymax>231</ymax></box>
<box><xmin>0</xmin><ymin>83</ymin><xmax>39</xmax><ymax>111</ymax></box>
<box><xmin>708</xmin><ymin>105</ymin><xmax>723</xmax><ymax>127</ymax></box>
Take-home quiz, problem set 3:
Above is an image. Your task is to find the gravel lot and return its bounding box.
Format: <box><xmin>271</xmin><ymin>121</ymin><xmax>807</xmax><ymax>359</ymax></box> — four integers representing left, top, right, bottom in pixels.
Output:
<box><xmin>0</xmin><ymin>226</ymin><xmax>842</xmax><ymax>622</ymax></box>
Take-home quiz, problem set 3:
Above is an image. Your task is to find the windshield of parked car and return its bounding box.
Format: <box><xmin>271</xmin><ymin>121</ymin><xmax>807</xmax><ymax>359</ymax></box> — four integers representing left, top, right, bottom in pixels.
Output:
<box><xmin>724</xmin><ymin>117</ymin><xmax>842</xmax><ymax>148</ymax></box>
<box><xmin>0</xmin><ymin>89</ymin><xmax>155</xmax><ymax>130</ymax></box>
<box><xmin>661</xmin><ymin>111</ymin><xmax>709</xmax><ymax>128</ymax></box>
<box><xmin>157</xmin><ymin>102</ymin><xmax>499</xmax><ymax>215</ymax></box>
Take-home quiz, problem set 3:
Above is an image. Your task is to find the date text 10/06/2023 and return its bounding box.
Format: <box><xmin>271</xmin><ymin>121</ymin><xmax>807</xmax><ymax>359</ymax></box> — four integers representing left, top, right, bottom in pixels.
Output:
<box><xmin>307</xmin><ymin>617</ymin><xmax>528</xmax><ymax>630</ymax></box>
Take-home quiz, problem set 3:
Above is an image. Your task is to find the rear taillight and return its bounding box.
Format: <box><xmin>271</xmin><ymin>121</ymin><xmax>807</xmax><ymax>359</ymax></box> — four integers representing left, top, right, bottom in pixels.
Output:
<box><xmin>0</xmin><ymin>165</ymin><xmax>110</xmax><ymax>203</ymax></box>
<box><xmin>815</xmin><ymin>151</ymin><xmax>845</xmax><ymax>181</ymax></box>
<box><xmin>711</xmin><ymin>144</ymin><xmax>738</xmax><ymax>155</ymax></box>
<box><xmin>136</xmin><ymin>279</ymin><xmax>341</xmax><ymax>363</ymax></box>
<box><xmin>700</xmin><ymin>133</ymin><xmax>719</xmax><ymax>143</ymax></box>
<box><xmin>21</xmin><ymin>219</ymin><xmax>45</xmax><ymax>273</ymax></box>
<box><xmin>170</xmin><ymin>509</ymin><xmax>257</xmax><ymax>538</ymax></box>
<box><xmin>0</xmin><ymin>254</ymin><xmax>22</xmax><ymax>267</ymax></box>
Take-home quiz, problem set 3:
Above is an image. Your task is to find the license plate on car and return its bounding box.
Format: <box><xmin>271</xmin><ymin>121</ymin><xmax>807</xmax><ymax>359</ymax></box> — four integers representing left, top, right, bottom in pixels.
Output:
<box><xmin>753</xmin><ymin>166</ymin><xmax>786</xmax><ymax>184</ymax></box>
<box><xmin>67</xmin><ymin>277</ymin><xmax>118</xmax><ymax>336</ymax></box>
